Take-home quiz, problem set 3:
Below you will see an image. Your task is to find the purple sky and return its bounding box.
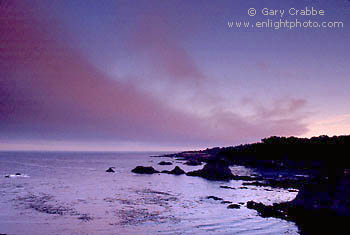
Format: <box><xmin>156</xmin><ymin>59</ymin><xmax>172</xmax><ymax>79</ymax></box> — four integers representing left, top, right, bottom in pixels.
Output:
<box><xmin>1</xmin><ymin>0</ymin><xmax>349</xmax><ymax>151</ymax></box>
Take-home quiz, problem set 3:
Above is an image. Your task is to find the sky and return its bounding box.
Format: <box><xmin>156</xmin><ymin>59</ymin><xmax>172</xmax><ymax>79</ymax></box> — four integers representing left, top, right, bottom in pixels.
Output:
<box><xmin>0</xmin><ymin>0</ymin><xmax>349</xmax><ymax>151</ymax></box>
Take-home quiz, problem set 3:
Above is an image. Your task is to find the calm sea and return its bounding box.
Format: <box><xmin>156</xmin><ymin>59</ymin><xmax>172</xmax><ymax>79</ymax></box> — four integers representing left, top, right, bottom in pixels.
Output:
<box><xmin>0</xmin><ymin>151</ymin><xmax>299</xmax><ymax>234</ymax></box>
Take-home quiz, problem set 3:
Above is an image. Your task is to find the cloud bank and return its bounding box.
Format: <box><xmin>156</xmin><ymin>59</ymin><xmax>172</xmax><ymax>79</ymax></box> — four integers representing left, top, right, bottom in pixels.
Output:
<box><xmin>0</xmin><ymin>1</ymin><xmax>309</xmax><ymax>149</ymax></box>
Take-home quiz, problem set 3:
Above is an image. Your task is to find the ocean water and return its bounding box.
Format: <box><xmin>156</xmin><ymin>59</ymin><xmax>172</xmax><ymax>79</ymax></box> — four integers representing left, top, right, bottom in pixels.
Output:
<box><xmin>0</xmin><ymin>152</ymin><xmax>299</xmax><ymax>235</ymax></box>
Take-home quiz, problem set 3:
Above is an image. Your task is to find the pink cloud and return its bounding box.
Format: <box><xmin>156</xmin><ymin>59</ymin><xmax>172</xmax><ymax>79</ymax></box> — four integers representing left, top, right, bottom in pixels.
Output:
<box><xmin>243</xmin><ymin>97</ymin><xmax>308</xmax><ymax>120</ymax></box>
<box><xmin>131</xmin><ymin>12</ymin><xmax>206</xmax><ymax>85</ymax></box>
<box><xmin>0</xmin><ymin>1</ymin><xmax>309</xmax><ymax>148</ymax></box>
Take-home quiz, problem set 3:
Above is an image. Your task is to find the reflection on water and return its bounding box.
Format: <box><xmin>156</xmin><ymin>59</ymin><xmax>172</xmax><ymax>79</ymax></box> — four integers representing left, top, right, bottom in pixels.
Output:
<box><xmin>0</xmin><ymin>152</ymin><xmax>299</xmax><ymax>234</ymax></box>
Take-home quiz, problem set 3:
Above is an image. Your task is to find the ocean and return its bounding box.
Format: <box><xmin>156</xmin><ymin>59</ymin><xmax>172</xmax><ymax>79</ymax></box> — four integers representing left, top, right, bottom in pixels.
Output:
<box><xmin>0</xmin><ymin>151</ymin><xmax>299</xmax><ymax>235</ymax></box>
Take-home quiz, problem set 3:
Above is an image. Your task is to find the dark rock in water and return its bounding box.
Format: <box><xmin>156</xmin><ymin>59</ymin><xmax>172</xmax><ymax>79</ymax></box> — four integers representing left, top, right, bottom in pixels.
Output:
<box><xmin>186</xmin><ymin>159</ymin><xmax>234</xmax><ymax>181</ymax></box>
<box><xmin>220</xmin><ymin>185</ymin><xmax>235</xmax><ymax>189</ymax></box>
<box><xmin>184</xmin><ymin>159</ymin><xmax>201</xmax><ymax>166</ymax></box>
<box><xmin>231</xmin><ymin>175</ymin><xmax>262</xmax><ymax>181</ymax></box>
<box><xmin>239</xmin><ymin>186</ymin><xmax>248</xmax><ymax>189</ymax></box>
<box><xmin>170</xmin><ymin>166</ymin><xmax>185</xmax><ymax>175</ymax></box>
<box><xmin>206</xmin><ymin>196</ymin><xmax>223</xmax><ymax>201</ymax></box>
<box><xmin>78</xmin><ymin>214</ymin><xmax>93</xmax><ymax>222</ymax></box>
<box><xmin>15</xmin><ymin>173</ymin><xmax>21</xmax><ymax>176</ymax></box>
<box><xmin>4</xmin><ymin>175</ymin><xmax>10</xmax><ymax>178</ymax></box>
<box><xmin>106</xmin><ymin>167</ymin><xmax>115</xmax><ymax>173</ymax></box>
<box><xmin>131</xmin><ymin>166</ymin><xmax>159</xmax><ymax>174</ymax></box>
<box><xmin>158</xmin><ymin>161</ymin><xmax>172</xmax><ymax>165</ymax></box>
<box><xmin>221</xmin><ymin>200</ymin><xmax>232</xmax><ymax>204</ymax></box>
<box><xmin>246</xmin><ymin>201</ymin><xmax>287</xmax><ymax>219</ymax></box>
<box><xmin>227</xmin><ymin>204</ymin><xmax>240</xmax><ymax>209</ymax></box>
<box><xmin>161</xmin><ymin>166</ymin><xmax>185</xmax><ymax>175</ymax></box>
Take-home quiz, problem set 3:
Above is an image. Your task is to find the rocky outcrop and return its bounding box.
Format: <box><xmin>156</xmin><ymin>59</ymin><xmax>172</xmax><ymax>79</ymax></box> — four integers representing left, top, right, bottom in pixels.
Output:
<box><xmin>206</xmin><ymin>196</ymin><xmax>223</xmax><ymax>201</ymax></box>
<box><xmin>170</xmin><ymin>166</ymin><xmax>185</xmax><ymax>175</ymax></box>
<box><xmin>227</xmin><ymin>204</ymin><xmax>240</xmax><ymax>209</ymax></box>
<box><xmin>131</xmin><ymin>166</ymin><xmax>159</xmax><ymax>174</ymax></box>
<box><xmin>289</xmin><ymin>176</ymin><xmax>350</xmax><ymax>216</ymax></box>
<box><xmin>242</xmin><ymin>177</ymin><xmax>307</xmax><ymax>189</ymax></box>
<box><xmin>106</xmin><ymin>167</ymin><xmax>115</xmax><ymax>173</ymax></box>
<box><xmin>186</xmin><ymin>159</ymin><xmax>234</xmax><ymax>181</ymax></box>
<box><xmin>161</xmin><ymin>166</ymin><xmax>185</xmax><ymax>175</ymax></box>
<box><xmin>247</xmin><ymin>201</ymin><xmax>288</xmax><ymax>219</ymax></box>
<box><xmin>221</xmin><ymin>200</ymin><xmax>232</xmax><ymax>204</ymax></box>
<box><xmin>158</xmin><ymin>161</ymin><xmax>172</xmax><ymax>165</ymax></box>
<box><xmin>231</xmin><ymin>175</ymin><xmax>262</xmax><ymax>181</ymax></box>
<box><xmin>220</xmin><ymin>185</ymin><xmax>235</xmax><ymax>189</ymax></box>
<box><xmin>247</xmin><ymin>176</ymin><xmax>350</xmax><ymax>234</ymax></box>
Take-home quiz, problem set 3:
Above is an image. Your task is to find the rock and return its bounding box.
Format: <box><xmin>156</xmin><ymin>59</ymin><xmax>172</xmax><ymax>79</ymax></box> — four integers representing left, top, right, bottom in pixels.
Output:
<box><xmin>15</xmin><ymin>173</ymin><xmax>21</xmax><ymax>176</ymax></box>
<box><xmin>289</xmin><ymin>176</ymin><xmax>350</xmax><ymax>216</ymax></box>
<box><xmin>4</xmin><ymin>175</ymin><xmax>10</xmax><ymax>178</ymax></box>
<box><xmin>106</xmin><ymin>167</ymin><xmax>115</xmax><ymax>173</ymax></box>
<box><xmin>78</xmin><ymin>214</ymin><xmax>93</xmax><ymax>222</ymax></box>
<box><xmin>220</xmin><ymin>186</ymin><xmax>235</xmax><ymax>189</ymax></box>
<box><xmin>186</xmin><ymin>159</ymin><xmax>234</xmax><ymax>181</ymax></box>
<box><xmin>246</xmin><ymin>201</ymin><xmax>263</xmax><ymax>210</ymax></box>
<box><xmin>231</xmin><ymin>175</ymin><xmax>262</xmax><ymax>181</ymax></box>
<box><xmin>221</xmin><ymin>200</ymin><xmax>232</xmax><ymax>204</ymax></box>
<box><xmin>241</xmin><ymin>178</ymin><xmax>305</xmax><ymax>189</ymax></box>
<box><xmin>131</xmin><ymin>166</ymin><xmax>159</xmax><ymax>174</ymax></box>
<box><xmin>158</xmin><ymin>161</ymin><xmax>172</xmax><ymax>165</ymax></box>
<box><xmin>169</xmin><ymin>166</ymin><xmax>185</xmax><ymax>175</ymax></box>
<box><xmin>227</xmin><ymin>204</ymin><xmax>241</xmax><ymax>209</ymax></box>
<box><xmin>161</xmin><ymin>166</ymin><xmax>186</xmax><ymax>175</ymax></box>
<box><xmin>246</xmin><ymin>201</ymin><xmax>287</xmax><ymax>219</ymax></box>
<box><xmin>206</xmin><ymin>196</ymin><xmax>223</xmax><ymax>201</ymax></box>
<box><xmin>247</xmin><ymin>186</ymin><xmax>350</xmax><ymax>235</ymax></box>
<box><xmin>184</xmin><ymin>159</ymin><xmax>201</xmax><ymax>166</ymax></box>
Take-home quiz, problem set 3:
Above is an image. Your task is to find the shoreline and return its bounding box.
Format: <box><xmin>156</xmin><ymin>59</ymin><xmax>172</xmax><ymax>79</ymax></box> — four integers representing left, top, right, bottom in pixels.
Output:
<box><xmin>147</xmin><ymin>135</ymin><xmax>350</xmax><ymax>234</ymax></box>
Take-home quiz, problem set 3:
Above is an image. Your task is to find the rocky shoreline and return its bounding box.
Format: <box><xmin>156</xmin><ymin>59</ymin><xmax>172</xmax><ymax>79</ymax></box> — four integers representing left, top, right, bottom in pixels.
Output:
<box><xmin>146</xmin><ymin>135</ymin><xmax>350</xmax><ymax>234</ymax></box>
<box><xmin>246</xmin><ymin>174</ymin><xmax>350</xmax><ymax>234</ymax></box>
